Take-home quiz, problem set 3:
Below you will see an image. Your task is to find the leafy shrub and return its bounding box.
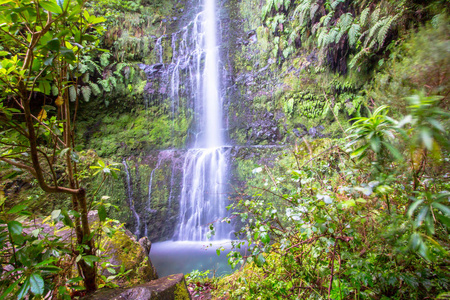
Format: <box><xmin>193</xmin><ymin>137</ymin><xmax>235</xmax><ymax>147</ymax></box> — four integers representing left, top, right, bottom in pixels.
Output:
<box><xmin>219</xmin><ymin>94</ymin><xmax>450</xmax><ymax>299</ymax></box>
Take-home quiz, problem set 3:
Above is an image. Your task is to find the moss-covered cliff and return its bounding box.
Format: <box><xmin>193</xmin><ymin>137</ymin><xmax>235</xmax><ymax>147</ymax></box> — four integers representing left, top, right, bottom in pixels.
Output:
<box><xmin>73</xmin><ymin>0</ymin><xmax>448</xmax><ymax>242</ymax></box>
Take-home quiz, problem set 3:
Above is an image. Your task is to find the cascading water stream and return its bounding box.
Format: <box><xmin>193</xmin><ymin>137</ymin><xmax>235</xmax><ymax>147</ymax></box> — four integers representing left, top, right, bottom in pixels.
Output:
<box><xmin>122</xmin><ymin>159</ymin><xmax>141</xmax><ymax>236</ymax></box>
<box><xmin>171</xmin><ymin>0</ymin><xmax>231</xmax><ymax>242</ymax></box>
<box><xmin>155</xmin><ymin>35</ymin><xmax>164</xmax><ymax>64</ymax></box>
<box><xmin>141</xmin><ymin>0</ymin><xmax>229</xmax><ymax>241</ymax></box>
<box><xmin>140</xmin><ymin>0</ymin><xmax>238</xmax><ymax>276</ymax></box>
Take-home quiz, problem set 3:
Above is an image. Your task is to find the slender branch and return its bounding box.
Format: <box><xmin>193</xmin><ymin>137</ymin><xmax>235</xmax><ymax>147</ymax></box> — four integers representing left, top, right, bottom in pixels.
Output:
<box><xmin>0</xmin><ymin>28</ymin><xmax>27</xmax><ymax>46</ymax></box>
<box><xmin>30</xmin><ymin>114</ymin><xmax>65</xmax><ymax>146</ymax></box>
<box><xmin>328</xmin><ymin>240</ymin><xmax>338</xmax><ymax>299</ymax></box>
<box><xmin>40</xmin><ymin>150</ymin><xmax>59</xmax><ymax>188</ymax></box>
<box><xmin>0</xmin><ymin>157</ymin><xmax>36</xmax><ymax>176</ymax></box>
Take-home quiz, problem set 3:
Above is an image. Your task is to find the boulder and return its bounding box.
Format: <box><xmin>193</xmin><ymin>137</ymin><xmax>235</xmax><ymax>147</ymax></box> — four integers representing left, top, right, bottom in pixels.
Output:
<box><xmin>81</xmin><ymin>273</ymin><xmax>191</xmax><ymax>300</ymax></box>
<box><xmin>101</xmin><ymin>229</ymin><xmax>158</xmax><ymax>286</ymax></box>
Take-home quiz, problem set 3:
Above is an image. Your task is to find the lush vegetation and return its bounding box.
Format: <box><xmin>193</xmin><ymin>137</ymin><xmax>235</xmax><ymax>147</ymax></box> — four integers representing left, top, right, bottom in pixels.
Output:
<box><xmin>0</xmin><ymin>0</ymin><xmax>448</xmax><ymax>299</ymax></box>
<box><xmin>0</xmin><ymin>0</ymin><xmax>138</xmax><ymax>298</ymax></box>
<box><xmin>207</xmin><ymin>1</ymin><xmax>450</xmax><ymax>298</ymax></box>
<box><xmin>215</xmin><ymin>92</ymin><xmax>449</xmax><ymax>299</ymax></box>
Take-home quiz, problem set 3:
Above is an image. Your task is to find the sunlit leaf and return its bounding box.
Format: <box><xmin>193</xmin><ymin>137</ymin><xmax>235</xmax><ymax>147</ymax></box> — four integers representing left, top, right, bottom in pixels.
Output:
<box><xmin>30</xmin><ymin>273</ymin><xmax>44</xmax><ymax>295</ymax></box>
<box><xmin>40</xmin><ymin>1</ymin><xmax>62</xmax><ymax>14</ymax></box>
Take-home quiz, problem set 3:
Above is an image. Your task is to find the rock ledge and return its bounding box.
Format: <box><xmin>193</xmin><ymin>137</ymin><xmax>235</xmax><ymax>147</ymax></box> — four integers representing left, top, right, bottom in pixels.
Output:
<box><xmin>81</xmin><ymin>273</ymin><xmax>190</xmax><ymax>300</ymax></box>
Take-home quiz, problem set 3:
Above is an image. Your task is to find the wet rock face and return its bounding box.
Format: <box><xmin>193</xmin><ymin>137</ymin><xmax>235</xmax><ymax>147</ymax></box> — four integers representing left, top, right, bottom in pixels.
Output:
<box><xmin>247</xmin><ymin>111</ymin><xmax>282</xmax><ymax>144</ymax></box>
<box><xmin>292</xmin><ymin>125</ymin><xmax>325</xmax><ymax>139</ymax></box>
<box><xmin>81</xmin><ymin>273</ymin><xmax>191</xmax><ymax>300</ymax></box>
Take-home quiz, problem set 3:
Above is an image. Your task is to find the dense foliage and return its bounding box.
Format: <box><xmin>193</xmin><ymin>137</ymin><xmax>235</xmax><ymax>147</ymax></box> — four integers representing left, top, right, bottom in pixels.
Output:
<box><xmin>216</xmin><ymin>92</ymin><xmax>449</xmax><ymax>299</ymax></box>
<box><xmin>0</xmin><ymin>0</ymin><xmax>448</xmax><ymax>299</ymax></box>
<box><xmin>211</xmin><ymin>1</ymin><xmax>450</xmax><ymax>299</ymax></box>
<box><xmin>0</xmin><ymin>0</ymin><xmax>121</xmax><ymax>297</ymax></box>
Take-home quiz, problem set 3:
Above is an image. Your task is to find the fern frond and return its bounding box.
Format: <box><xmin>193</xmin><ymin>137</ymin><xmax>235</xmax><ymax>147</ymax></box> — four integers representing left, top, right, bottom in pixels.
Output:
<box><xmin>81</xmin><ymin>86</ymin><xmax>91</xmax><ymax>102</ymax></box>
<box><xmin>360</xmin><ymin>7</ymin><xmax>370</xmax><ymax>26</ymax></box>
<box><xmin>377</xmin><ymin>15</ymin><xmax>398</xmax><ymax>48</ymax></box>
<box><xmin>69</xmin><ymin>86</ymin><xmax>77</xmax><ymax>102</ymax></box>
<box><xmin>262</xmin><ymin>0</ymin><xmax>275</xmax><ymax>19</ymax></box>
<box><xmin>331</xmin><ymin>0</ymin><xmax>344</xmax><ymax>10</ymax></box>
<box><xmin>339</xmin><ymin>13</ymin><xmax>354</xmax><ymax>31</ymax></box>
<box><xmin>284</xmin><ymin>0</ymin><xmax>290</xmax><ymax>10</ymax></box>
<box><xmin>327</xmin><ymin>28</ymin><xmax>339</xmax><ymax>44</ymax></box>
<box><xmin>98</xmin><ymin>79</ymin><xmax>111</xmax><ymax>92</ymax></box>
<box><xmin>109</xmin><ymin>76</ymin><xmax>117</xmax><ymax>88</ymax></box>
<box><xmin>310</xmin><ymin>3</ymin><xmax>319</xmax><ymax>21</ymax></box>
<box><xmin>322</xmin><ymin>11</ymin><xmax>333</xmax><ymax>27</ymax></box>
<box><xmin>82</xmin><ymin>72</ymin><xmax>89</xmax><ymax>83</ymax></box>
<box><xmin>317</xmin><ymin>29</ymin><xmax>328</xmax><ymax>47</ymax></box>
<box><xmin>312</xmin><ymin>22</ymin><xmax>321</xmax><ymax>34</ymax></box>
<box><xmin>336</xmin><ymin>28</ymin><xmax>345</xmax><ymax>43</ymax></box>
<box><xmin>129</xmin><ymin>67</ymin><xmax>136</xmax><ymax>82</ymax></box>
<box><xmin>51</xmin><ymin>85</ymin><xmax>59</xmax><ymax>97</ymax></box>
<box><xmin>89</xmin><ymin>82</ymin><xmax>101</xmax><ymax>96</ymax></box>
<box><xmin>348</xmin><ymin>23</ymin><xmax>361</xmax><ymax>47</ymax></box>
<box><xmin>370</xmin><ymin>8</ymin><xmax>380</xmax><ymax>26</ymax></box>
<box><xmin>275</xmin><ymin>0</ymin><xmax>283</xmax><ymax>10</ymax></box>
<box><xmin>365</xmin><ymin>18</ymin><xmax>385</xmax><ymax>47</ymax></box>
<box><xmin>349</xmin><ymin>50</ymin><xmax>364</xmax><ymax>69</ymax></box>
<box><xmin>78</xmin><ymin>63</ymin><xmax>88</xmax><ymax>74</ymax></box>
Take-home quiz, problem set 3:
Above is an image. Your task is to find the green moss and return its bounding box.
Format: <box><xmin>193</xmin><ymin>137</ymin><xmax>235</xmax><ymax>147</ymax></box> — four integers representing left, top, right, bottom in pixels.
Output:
<box><xmin>108</xmin><ymin>230</ymin><xmax>142</xmax><ymax>270</ymax></box>
<box><xmin>174</xmin><ymin>280</ymin><xmax>190</xmax><ymax>299</ymax></box>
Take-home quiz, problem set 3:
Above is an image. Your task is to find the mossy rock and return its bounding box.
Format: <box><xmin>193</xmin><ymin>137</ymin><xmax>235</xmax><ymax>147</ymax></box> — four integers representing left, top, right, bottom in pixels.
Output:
<box><xmin>102</xmin><ymin>229</ymin><xmax>158</xmax><ymax>286</ymax></box>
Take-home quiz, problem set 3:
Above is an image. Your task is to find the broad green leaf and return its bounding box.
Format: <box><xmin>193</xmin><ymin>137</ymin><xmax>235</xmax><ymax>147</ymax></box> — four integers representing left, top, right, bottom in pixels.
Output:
<box><xmin>407</xmin><ymin>200</ymin><xmax>424</xmax><ymax>218</ymax></box>
<box><xmin>40</xmin><ymin>1</ymin><xmax>62</xmax><ymax>14</ymax></box>
<box><xmin>44</xmin><ymin>56</ymin><xmax>54</xmax><ymax>66</ymax></box>
<box><xmin>67</xmin><ymin>276</ymin><xmax>83</xmax><ymax>284</ymax></box>
<box><xmin>351</xmin><ymin>144</ymin><xmax>369</xmax><ymax>158</ymax></box>
<box><xmin>436</xmin><ymin>214</ymin><xmax>450</xmax><ymax>229</ymax></box>
<box><xmin>38</xmin><ymin>80</ymin><xmax>51</xmax><ymax>95</ymax></box>
<box><xmin>30</xmin><ymin>273</ymin><xmax>44</xmax><ymax>295</ymax></box>
<box><xmin>90</xmin><ymin>16</ymin><xmax>106</xmax><ymax>25</ymax></box>
<box><xmin>428</xmin><ymin>118</ymin><xmax>445</xmax><ymax>132</ymax></box>
<box><xmin>46</xmin><ymin>39</ymin><xmax>61</xmax><ymax>51</ymax></box>
<box><xmin>51</xmin><ymin>209</ymin><xmax>61</xmax><ymax>220</ymax></box>
<box><xmin>370</xmin><ymin>136</ymin><xmax>381</xmax><ymax>153</ymax></box>
<box><xmin>416</xmin><ymin>206</ymin><xmax>429</xmax><ymax>226</ymax></box>
<box><xmin>432</xmin><ymin>202</ymin><xmax>450</xmax><ymax>216</ymax></box>
<box><xmin>59</xmin><ymin>148</ymin><xmax>70</xmax><ymax>157</ymax></box>
<box><xmin>60</xmin><ymin>47</ymin><xmax>76</xmax><ymax>62</ymax></box>
<box><xmin>410</xmin><ymin>232</ymin><xmax>421</xmax><ymax>250</ymax></box>
<box><xmin>7</xmin><ymin>220</ymin><xmax>22</xmax><ymax>235</ymax></box>
<box><xmin>98</xmin><ymin>205</ymin><xmax>107</xmax><ymax>222</ymax></box>
<box><xmin>382</xmin><ymin>141</ymin><xmax>403</xmax><ymax>161</ymax></box>
<box><xmin>420</xmin><ymin>127</ymin><xmax>433</xmax><ymax>150</ymax></box>
<box><xmin>0</xmin><ymin>275</ymin><xmax>20</xmax><ymax>300</ymax></box>
<box><xmin>31</xmin><ymin>59</ymin><xmax>41</xmax><ymax>72</ymax></box>
<box><xmin>61</xmin><ymin>210</ymin><xmax>73</xmax><ymax>228</ymax></box>
<box><xmin>83</xmin><ymin>255</ymin><xmax>99</xmax><ymax>267</ymax></box>
<box><xmin>260</xmin><ymin>232</ymin><xmax>270</xmax><ymax>244</ymax></box>
<box><xmin>7</xmin><ymin>204</ymin><xmax>27</xmax><ymax>214</ymax></box>
<box><xmin>255</xmin><ymin>254</ymin><xmax>266</xmax><ymax>267</ymax></box>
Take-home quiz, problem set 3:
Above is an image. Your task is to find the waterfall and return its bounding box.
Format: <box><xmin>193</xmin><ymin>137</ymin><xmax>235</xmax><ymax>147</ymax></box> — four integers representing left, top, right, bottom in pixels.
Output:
<box><xmin>171</xmin><ymin>0</ymin><xmax>230</xmax><ymax>241</ymax></box>
<box><xmin>155</xmin><ymin>35</ymin><xmax>164</xmax><ymax>64</ymax></box>
<box><xmin>134</xmin><ymin>0</ymin><xmax>230</xmax><ymax>242</ymax></box>
<box><xmin>122</xmin><ymin>159</ymin><xmax>141</xmax><ymax>236</ymax></box>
